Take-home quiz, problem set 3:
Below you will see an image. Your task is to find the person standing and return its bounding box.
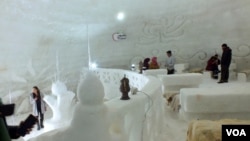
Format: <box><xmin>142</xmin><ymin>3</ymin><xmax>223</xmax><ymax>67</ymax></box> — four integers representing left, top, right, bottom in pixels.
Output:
<box><xmin>218</xmin><ymin>43</ymin><xmax>232</xmax><ymax>83</ymax></box>
<box><xmin>165</xmin><ymin>50</ymin><xmax>176</xmax><ymax>74</ymax></box>
<box><xmin>30</xmin><ymin>86</ymin><xmax>46</xmax><ymax>130</ymax></box>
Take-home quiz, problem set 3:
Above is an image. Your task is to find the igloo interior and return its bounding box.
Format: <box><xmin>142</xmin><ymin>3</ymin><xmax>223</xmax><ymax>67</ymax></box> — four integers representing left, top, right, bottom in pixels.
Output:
<box><xmin>1</xmin><ymin>0</ymin><xmax>250</xmax><ymax>141</ymax></box>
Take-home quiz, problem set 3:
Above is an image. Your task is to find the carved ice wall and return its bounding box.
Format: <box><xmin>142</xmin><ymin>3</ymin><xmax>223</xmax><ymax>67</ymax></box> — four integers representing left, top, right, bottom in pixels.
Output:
<box><xmin>1</xmin><ymin>0</ymin><xmax>250</xmax><ymax>109</ymax></box>
<box><xmin>27</xmin><ymin>69</ymin><xmax>164</xmax><ymax>141</ymax></box>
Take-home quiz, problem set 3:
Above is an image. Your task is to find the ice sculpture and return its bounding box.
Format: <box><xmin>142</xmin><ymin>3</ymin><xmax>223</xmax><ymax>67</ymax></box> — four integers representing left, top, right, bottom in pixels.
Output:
<box><xmin>43</xmin><ymin>80</ymin><xmax>75</xmax><ymax>124</ymax></box>
<box><xmin>29</xmin><ymin>71</ymin><xmax>110</xmax><ymax>141</ymax></box>
<box><xmin>69</xmin><ymin>71</ymin><xmax>110</xmax><ymax>141</ymax></box>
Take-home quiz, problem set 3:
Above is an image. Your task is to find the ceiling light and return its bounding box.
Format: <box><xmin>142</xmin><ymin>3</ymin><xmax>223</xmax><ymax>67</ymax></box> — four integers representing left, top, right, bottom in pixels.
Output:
<box><xmin>117</xmin><ymin>12</ymin><xmax>125</xmax><ymax>21</ymax></box>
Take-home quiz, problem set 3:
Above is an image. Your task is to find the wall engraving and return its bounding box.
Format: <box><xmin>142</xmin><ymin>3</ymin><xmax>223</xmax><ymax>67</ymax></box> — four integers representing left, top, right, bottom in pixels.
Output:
<box><xmin>136</xmin><ymin>15</ymin><xmax>187</xmax><ymax>45</ymax></box>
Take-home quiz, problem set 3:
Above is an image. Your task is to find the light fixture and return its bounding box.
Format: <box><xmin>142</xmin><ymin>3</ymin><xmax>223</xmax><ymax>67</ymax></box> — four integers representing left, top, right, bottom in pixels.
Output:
<box><xmin>131</xmin><ymin>64</ymin><xmax>135</xmax><ymax>71</ymax></box>
<box><xmin>90</xmin><ymin>63</ymin><xmax>97</xmax><ymax>69</ymax></box>
<box><xmin>117</xmin><ymin>12</ymin><xmax>125</xmax><ymax>21</ymax></box>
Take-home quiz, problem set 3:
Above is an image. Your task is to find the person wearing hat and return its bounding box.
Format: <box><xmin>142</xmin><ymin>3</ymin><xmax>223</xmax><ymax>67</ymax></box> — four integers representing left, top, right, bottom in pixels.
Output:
<box><xmin>149</xmin><ymin>57</ymin><xmax>160</xmax><ymax>69</ymax></box>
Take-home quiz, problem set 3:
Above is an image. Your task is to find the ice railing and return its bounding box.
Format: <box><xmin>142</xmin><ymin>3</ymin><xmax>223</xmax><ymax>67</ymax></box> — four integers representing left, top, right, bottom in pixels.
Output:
<box><xmin>28</xmin><ymin>68</ymin><xmax>165</xmax><ymax>141</ymax></box>
<box><xmin>91</xmin><ymin>68</ymin><xmax>149</xmax><ymax>100</ymax></box>
<box><xmin>93</xmin><ymin>68</ymin><xmax>165</xmax><ymax>141</ymax></box>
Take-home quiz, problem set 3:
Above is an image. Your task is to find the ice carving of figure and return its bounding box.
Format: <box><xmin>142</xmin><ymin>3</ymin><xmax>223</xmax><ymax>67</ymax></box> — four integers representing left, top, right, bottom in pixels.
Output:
<box><xmin>43</xmin><ymin>81</ymin><xmax>75</xmax><ymax>124</ymax></box>
<box><xmin>69</xmin><ymin>71</ymin><xmax>110</xmax><ymax>141</ymax></box>
<box><xmin>28</xmin><ymin>71</ymin><xmax>110</xmax><ymax>141</ymax></box>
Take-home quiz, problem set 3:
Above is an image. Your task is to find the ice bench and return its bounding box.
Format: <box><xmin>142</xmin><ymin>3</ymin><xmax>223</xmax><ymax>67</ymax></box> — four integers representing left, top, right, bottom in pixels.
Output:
<box><xmin>157</xmin><ymin>73</ymin><xmax>202</xmax><ymax>111</ymax></box>
<box><xmin>143</xmin><ymin>63</ymin><xmax>189</xmax><ymax>77</ymax></box>
<box><xmin>175</xmin><ymin>63</ymin><xmax>189</xmax><ymax>74</ymax></box>
<box><xmin>143</xmin><ymin>69</ymin><xmax>167</xmax><ymax>77</ymax></box>
<box><xmin>237</xmin><ymin>69</ymin><xmax>250</xmax><ymax>82</ymax></box>
<box><xmin>158</xmin><ymin>73</ymin><xmax>203</xmax><ymax>93</ymax></box>
<box><xmin>180</xmin><ymin>84</ymin><xmax>250</xmax><ymax>120</ymax></box>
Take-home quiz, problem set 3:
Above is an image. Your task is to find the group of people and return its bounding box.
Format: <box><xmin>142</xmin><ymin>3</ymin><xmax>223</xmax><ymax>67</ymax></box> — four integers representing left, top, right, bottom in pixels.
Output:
<box><xmin>142</xmin><ymin>43</ymin><xmax>232</xmax><ymax>83</ymax></box>
<box><xmin>142</xmin><ymin>57</ymin><xmax>159</xmax><ymax>70</ymax></box>
<box><xmin>143</xmin><ymin>50</ymin><xmax>176</xmax><ymax>74</ymax></box>
<box><xmin>0</xmin><ymin>86</ymin><xmax>46</xmax><ymax>140</ymax></box>
<box><xmin>205</xmin><ymin>43</ymin><xmax>232</xmax><ymax>83</ymax></box>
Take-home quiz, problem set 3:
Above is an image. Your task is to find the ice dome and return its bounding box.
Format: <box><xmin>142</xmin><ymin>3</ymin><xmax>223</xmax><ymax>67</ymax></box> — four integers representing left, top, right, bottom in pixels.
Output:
<box><xmin>1</xmin><ymin>1</ymin><xmax>250</xmax><ymax>141</ymax></box>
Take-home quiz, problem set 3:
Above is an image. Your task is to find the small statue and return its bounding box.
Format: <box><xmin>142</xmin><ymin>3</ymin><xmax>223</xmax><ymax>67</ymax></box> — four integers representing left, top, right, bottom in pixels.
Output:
<box><xmin>120</xmin><ymin>75</ymin><xmax>130</xmax><ymax>100</ymax></box>
<box><xmin>139</xmin><ymin>61</ymin><xmax>143</xmax><ymax>74</ymax></box>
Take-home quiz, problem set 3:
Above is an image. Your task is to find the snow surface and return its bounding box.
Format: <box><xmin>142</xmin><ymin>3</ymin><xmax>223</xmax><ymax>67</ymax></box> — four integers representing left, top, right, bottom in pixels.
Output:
<box><xmin>7</xmin><ymin>71</ymin><xmax>250</xmax><ymax>141</ymax></box>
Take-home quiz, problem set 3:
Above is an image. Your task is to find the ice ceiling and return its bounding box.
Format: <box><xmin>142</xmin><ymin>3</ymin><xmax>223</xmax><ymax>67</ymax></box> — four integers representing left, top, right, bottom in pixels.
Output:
<box><xmin>1</xmin><ymin>0</ymin><xmax>250</xmax><ymax>101</ymax></box>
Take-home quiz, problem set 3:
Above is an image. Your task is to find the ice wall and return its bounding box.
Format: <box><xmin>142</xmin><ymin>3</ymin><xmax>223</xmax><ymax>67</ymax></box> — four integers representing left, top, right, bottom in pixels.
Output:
<box><xmin>1</xmin><ymin>0</ymin><xmax>250</xmax><ymax>100</ymax></box>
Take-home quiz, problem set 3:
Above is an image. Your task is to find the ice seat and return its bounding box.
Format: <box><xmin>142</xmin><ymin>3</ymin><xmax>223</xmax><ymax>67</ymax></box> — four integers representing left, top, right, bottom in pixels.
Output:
<box><xmin>158</xmin><ymin>73</ymin><xmax>202</xmax><ymax>111</ymax></box>
<box><xmin>143</xmin><ymin>69</ymin><xmax>167</xmax><ymax>77</ymax></box>
<box><xmin>175</xmin><ymin>63</ymin><xmax>189</xmax><ymax>74</ymax></box>
<box><xmin>158</xmin><ymin>73</ymin><xmax>202</xmax><ymax>93</ymax></box>
<box><xmin>237</xmin><ymin>69</ymin><xmax>250</xmax><ymax>82</ymax></box>
<box><xmin>180</xmin><ymin>84</ymin><xmax>250</xmax><ymax>120</ymax></box>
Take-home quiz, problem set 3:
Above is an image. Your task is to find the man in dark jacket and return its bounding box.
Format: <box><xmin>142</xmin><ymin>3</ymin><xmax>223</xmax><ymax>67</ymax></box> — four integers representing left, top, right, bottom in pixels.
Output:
<box><xmin>218</xmin><ymin>43</ymin><xmax>232</xmax><ymax>83</ymax></box>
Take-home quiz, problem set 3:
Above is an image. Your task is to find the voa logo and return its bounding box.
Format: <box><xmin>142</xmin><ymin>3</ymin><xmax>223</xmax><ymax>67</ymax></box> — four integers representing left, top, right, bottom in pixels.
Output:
<box><xmin>226</xmin><ymin>129</ymin><xmax>246</xmax><ymax>136</ymax></box>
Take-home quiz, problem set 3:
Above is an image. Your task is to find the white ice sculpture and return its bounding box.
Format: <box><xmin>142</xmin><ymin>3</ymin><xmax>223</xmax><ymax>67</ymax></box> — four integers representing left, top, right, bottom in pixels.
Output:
<box><xmin>43</xmin><ymin>80</ymin><xmax>75</xmax><ymax>124</ymax></box>
<box><xmin>29</xmin><ymin>71</ymin><xmax>110</xmax><ymax>141</ymax></box>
